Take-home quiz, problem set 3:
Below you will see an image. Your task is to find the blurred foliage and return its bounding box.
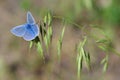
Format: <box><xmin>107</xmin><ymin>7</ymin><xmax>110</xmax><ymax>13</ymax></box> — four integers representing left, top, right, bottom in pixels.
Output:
<box><xmin>20</xmin><ymin>0</ymin><xmax>120</xmax><ymax>26</ymax></box>
<box><xmin>20</xmin><ymin>0</ymin><xmax>32</xmax><ymax>11</ymax></box>
<box><xmin>20</xmin><ymin>0</ymin><xmax>120</xmax><ymax>74</ymax></box>
<box><xmin>5</xmin><ymin>0</ymin><xmax>120</xmax><ymax>79</ymax></box>
<box><xmin>102</xmin><ymin>0</ymin><xmax>120</xmax><ymax>25</ymax></box>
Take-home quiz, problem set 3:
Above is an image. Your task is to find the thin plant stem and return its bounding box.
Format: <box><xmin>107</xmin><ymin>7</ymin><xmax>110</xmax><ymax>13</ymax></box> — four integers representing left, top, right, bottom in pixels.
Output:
<box><xmin>53</xmin><ymin>16</ymin><xmax>82</xmax><ymax>29</ymax></box>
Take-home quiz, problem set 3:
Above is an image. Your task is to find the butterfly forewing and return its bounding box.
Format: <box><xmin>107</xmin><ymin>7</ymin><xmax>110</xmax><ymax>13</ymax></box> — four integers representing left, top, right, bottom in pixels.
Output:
<box><xmin>27</xmin><ymin>11</ymin><xmax>35</xmax><ymax>24</ymax></box>
<box><xmin>10</xmin><ymin>25</ymin><xmax>26</xmax><ymax>37</ymax></box>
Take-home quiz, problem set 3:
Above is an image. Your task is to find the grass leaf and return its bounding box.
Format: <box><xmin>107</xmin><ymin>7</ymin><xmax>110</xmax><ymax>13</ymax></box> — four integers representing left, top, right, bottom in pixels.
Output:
<box><xmin>57</xmin><ymin>26</ymin><xmax>65</xmax><ymax>58</ymax></box>
<box><xmin>37</xmin><ymin>42</ymin><xmax>44</xmax><ymax>59</ymax></box>
<box><xmin>29</xmin><ymin>41</ymin><xmax>33</xmax><ymax>49</ymax></box>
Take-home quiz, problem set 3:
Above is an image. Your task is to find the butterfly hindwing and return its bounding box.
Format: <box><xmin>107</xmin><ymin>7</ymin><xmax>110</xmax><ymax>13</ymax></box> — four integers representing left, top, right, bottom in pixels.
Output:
<box><xmin>27</xmin><ymin>11</ymin><xmax>35</xmax><ymax>24</ymax></box>
<box><xmin>23</xmin><ymin>27</ymin><xmax>36</xmax><ymax>41</ymax></box>
<box><xmin>10</xmin><ymin>25</ymin><xmax>26</xmax><ymax>37</ymax></box>
<box><xmin>31</xmin><ymin>24</ymin><xmax>39</xmax><ymax>36</ymax></box>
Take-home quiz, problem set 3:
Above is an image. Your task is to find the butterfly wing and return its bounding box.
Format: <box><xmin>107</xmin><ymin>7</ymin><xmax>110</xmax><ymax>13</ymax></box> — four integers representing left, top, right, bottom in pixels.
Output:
<box><xmin>23</xmin><ymin>27</ymin><xmax>36</xmax><ymax>41</ymax></box>
<box><xmin>10</xmin><ymin>25</ymin><xmax>26</xmax><ymax>37</ymax></box>
<box><xmin>31</xmin><ymin>24</ymin><xmax>39</xmax><ymax>36</ymax></box>
<box><xmin>27</xmin><ymin>11</ymin><xmax>35</xmax><ymax>24</ymax></box>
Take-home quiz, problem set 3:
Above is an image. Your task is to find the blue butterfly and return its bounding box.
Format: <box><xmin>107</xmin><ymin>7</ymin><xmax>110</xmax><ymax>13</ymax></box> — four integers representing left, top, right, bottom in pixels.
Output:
<box><xmin>11</xmin><ymin>11</ymin><xmax>39</xmax><ymax>41</ymax></box>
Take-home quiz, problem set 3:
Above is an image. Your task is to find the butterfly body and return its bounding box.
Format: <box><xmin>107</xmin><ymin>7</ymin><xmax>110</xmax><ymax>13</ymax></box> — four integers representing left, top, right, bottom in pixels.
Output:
<box><xmin>11</xmin><ymin>12</ymin><xmax>39</xmax><ymax>41</ymax></box>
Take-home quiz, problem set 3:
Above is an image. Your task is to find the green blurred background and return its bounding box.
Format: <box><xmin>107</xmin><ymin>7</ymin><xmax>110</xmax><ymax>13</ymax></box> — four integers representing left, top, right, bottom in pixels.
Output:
<box><xmin>0</xmin><ymin>0</ymin><xmax>120</xmax><ymax>80</ymax></box>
